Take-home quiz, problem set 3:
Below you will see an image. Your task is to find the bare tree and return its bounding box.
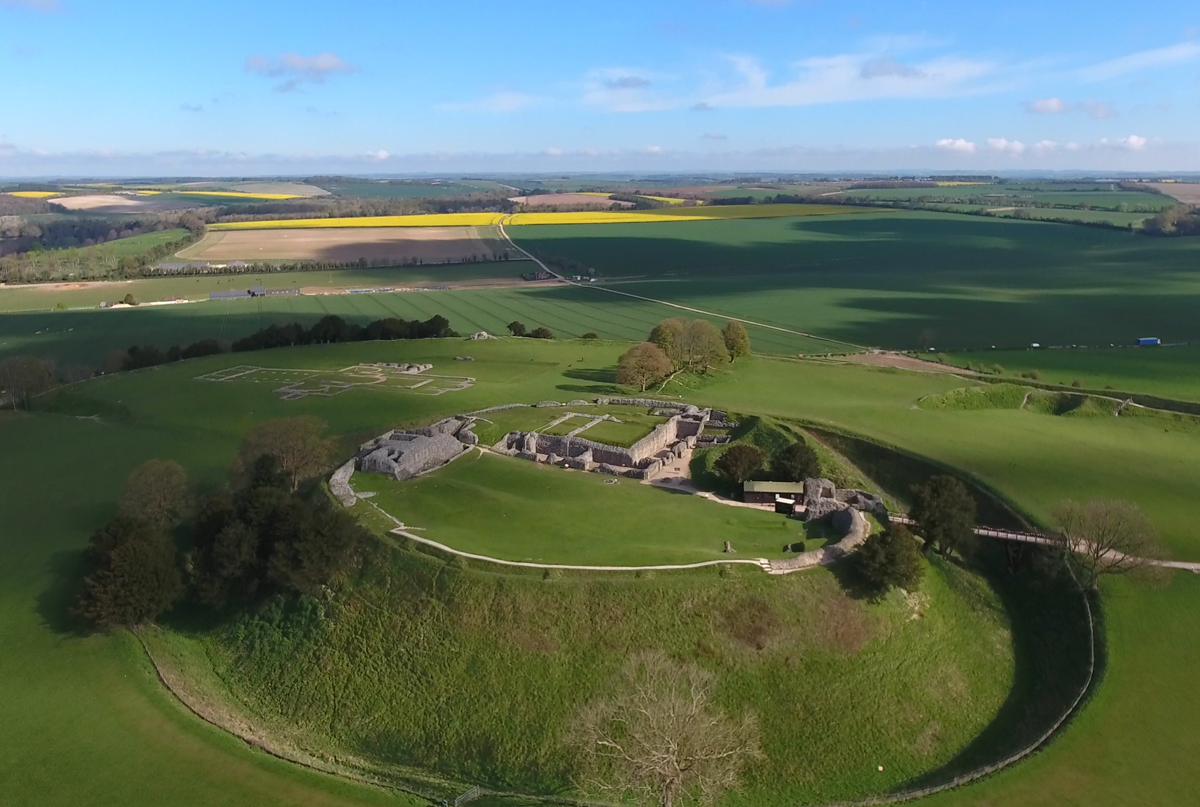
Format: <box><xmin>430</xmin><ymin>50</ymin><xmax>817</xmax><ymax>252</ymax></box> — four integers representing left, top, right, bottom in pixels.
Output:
<box><xmin>0</xmin><ymin>355</ymin><xmax>55</xmax><ymax>410</ymax></box>
<box><xmin>1051</xmin><ymin>499</ymin><xmax>1168</xmax><ymax>590</ymax></box>
<box><xmin>118</xmin><ymin>459</ymin><xmax>194</xmax><ymax>529</ymax></box>
<box><xmin>567</xmin><ymin>651</ymin><xmax>762</xmax><ymax>807</ymax></box>
<box><xmin>236</xmin><ymin>416</ymin><xmax>336</xmax><ymax>492</ymax></box>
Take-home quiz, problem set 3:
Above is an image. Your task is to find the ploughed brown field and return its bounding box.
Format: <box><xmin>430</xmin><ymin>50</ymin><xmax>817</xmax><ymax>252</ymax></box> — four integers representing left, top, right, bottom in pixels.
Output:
<box><xmin>175</xmin><ymin>225</ymin><xmax>508</xmax><ymax>263</ymax></box>
<box><xmin>1150</xmin><ymin>183</ymin><xmax>1200</xmax><ymax>205</ymax></box>
<box><xmin>508</xmin><ymin>193</ymin><xmax>633</xmax><ymax>208</ymax></box>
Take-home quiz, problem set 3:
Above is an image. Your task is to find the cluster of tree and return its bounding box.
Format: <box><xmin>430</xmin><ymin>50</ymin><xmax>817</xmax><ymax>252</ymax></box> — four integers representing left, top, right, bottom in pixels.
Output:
<box><xmin>0</xmin><ymin>194</ymin><xmax>54</xmax><ymax>217</ymax></box>
<box><xmin>1143</xmin><ymin>206</ymin><xmax>1200</xmax><ymax>236</ymax></box>
<box><xmin>0</xmin><ymin>228</ymin><xmax>202</xmax><ymax>284</ymax></box>
<box><xmin>615</xmin><ymin>319</ymin><xmax>750</xmax><ymax>391</ymax></box>
<box><xmin>910</xmin><ymin>475</ymin><xmax>978</xmax><ymax>559</ymax></box>
<box><xmin>73</xmin><ymin>417</ymin><xmax>367</xmax><ymax>629</ymax></box>
<box><xmin>232</xmin><ymin>314</ymin><xmax>456</xmax><ymax>352</ymax></box>
<box><xmin>506</xmin><ymin>321</ymin><xmax>554</xmax><ymax>339</ymax></box>
<box><xmin>114</xmin><ymin>339</ymin><xmax>230</xmax><ymax>372</ymax></box>
<box><xmin>0</xmin><ymin>354</ymin><xmax>57</xmax><ymax>409</ymax></box>
<box><xmin>209</xmin><ymin>193</ymin><xmax>515</xmax><ymax>226</ymax></box>
<box><xmin>532</xmin><ymin>253</ymin><xmax>597</xmax><ymax>278</ymax></box>
<box><xmin>715</xmin><ymin>439</ymin><xmax>820</xmax><ymax>487</ymax></box>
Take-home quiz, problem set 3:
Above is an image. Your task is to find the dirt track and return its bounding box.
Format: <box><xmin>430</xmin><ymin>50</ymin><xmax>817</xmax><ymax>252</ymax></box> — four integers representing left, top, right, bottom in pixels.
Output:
<box><xmin>836</xmin><ymin>351</ymin><xmax>968</xmax><ymax>373</ymax></box>
<box><xmin>176</xmin><ymin>226</ymin><xmax>505</xmax><ymax>263</ymax></box>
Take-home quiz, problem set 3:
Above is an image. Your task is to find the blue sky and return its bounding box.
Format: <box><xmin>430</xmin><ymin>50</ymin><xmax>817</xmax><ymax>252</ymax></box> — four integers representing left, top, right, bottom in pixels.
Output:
<box><xmin>2</xmin><ymin>0</ymin><xmax>1199</xmax><ymax>175</ymax></box>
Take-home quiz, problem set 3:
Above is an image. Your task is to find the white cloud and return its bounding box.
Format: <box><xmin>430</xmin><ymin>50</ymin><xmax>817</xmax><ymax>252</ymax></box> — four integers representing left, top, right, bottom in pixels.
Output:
<box><xmin>366</xmin><ymin>150</ymin><xmax>390</xmax><ymax>161</ymax></box>
<box><xmin>1</xmin><ymin>0</ymin><xmax>60</xmax><ymax>10</ymax></box>
<box><xmin>690</xmin><ymin>101</ymin><xmax>714</xmax><ymax>112</ymax></box>
<box><xmin>583</xmin><ymin>68</ymin><xmax>674</xmax><ymax>112</ymax></box>
<box><xmin>1065</xmin><ymin>142</ymin><xmax>1081</xmax><ymax>151</ymax></box>
<box><xmin>544</xmin><ymin>148</ymin><xmax>564</xmax><ymax>157</ymax></box>
<box><xmin>1026</xmin><ymin>97</ymin><xmax>1068</xmax><ymax>114</ymax></box>
<box><xmin>1083</xmin><ymin>99</ymin><xmax>1116</xmax><ymax>119</ymax></box>
<box><xmin>1031</xmin><ymin>140</ymin><xmax>1058</xmax><ymax>154</ymax></box>
<box><xmin>441</xmin><ymin>90</ymin><xmax>538</xmax><ymax>113</ymax></box>
<box><xmin>1100</xmin><ymin>134</ymin><xmax>1150</xmax><ymax>151</ymax></box>
<box><xmin>935</xmin><ymin>138</ymin><xmax>977</xmax><ymax>154</ymax></box>
<box><xmin>988</xmin><ymin>137</ymin><xmax>1026</xmax><ymax>154</ymax></box>
<box><xmin>1079</xmin><ymin>42</ymin><xmax>1200</xmax><ymax>81</ymax></box>
<box><xmin>245</xmin><ymin>52</ymin><xmax>355</xmax><ymax>92</ymax></box>
<box><xmin>703</xmin><ymin>50</ymin><xmax>1001</xmax><ymax>108</ymax></box>
<box><xmin>643</xmin><ymin>145</ymin><xmax>665</xmax><ymax>154</ymax></box>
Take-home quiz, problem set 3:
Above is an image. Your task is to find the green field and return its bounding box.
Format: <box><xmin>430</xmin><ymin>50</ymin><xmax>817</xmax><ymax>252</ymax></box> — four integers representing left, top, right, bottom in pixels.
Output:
<box><xmin>0</xmin><ymin>282</ymin><xmax>841</xmax><ymax>367</ymax></box>
<box><xmin>0</xmin><ymin>263</ymin><xmax>527</xmax><ymax>314</ymax></box>
<box><xmin>10</xmin><ymin>209</ymin><xmax>1200</xmax><ymax>367</ymax></box>
<box><xmin>842</xmin><ymin>183</ymin><xmax>1175</xmax><ymax>212</ymax></box>
<box><xmin>512</xmin><ymin>211</ymin><xmax>1200</xmax><ymax>350</ymax></box>
<box><xmin>945</xmin><ymin>345</ymin><xmax>1200</xmax><ymax>402</ymax></box>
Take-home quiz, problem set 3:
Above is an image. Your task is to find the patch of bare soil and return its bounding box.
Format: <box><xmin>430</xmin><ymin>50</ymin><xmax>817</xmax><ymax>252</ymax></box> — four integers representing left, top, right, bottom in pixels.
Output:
<box><xmin>508</xmin><ymin>193</ymin><xmax>633</xmax><ymax>208</ymax></box>
<box><xmin>1148</xmin><ymin>182</ymin><xmax>1200</xmax><ymax>205</ymax></box>
<box><xmin>178</xmin><ymin>226</ymin><xmax>503</xmax><ymax>263</ymax></box>
<box><xmin>837</xmin><ymin>352</ymin><xmax>969</xmax><ymax>374</ymax></box>
<box><xmin>720</xmin><ymin>594</ymin><xmax>779</xmax><ymax>651</ymax></box>
<box><xmin>811</xmin><ymin>594</ymin><xmax>873</xmax><ymax>655</ymax></box>
<box><xmin>51</xmin><ymin>194</ymin><xmax>151</xmax><ymax>211</ymax></box>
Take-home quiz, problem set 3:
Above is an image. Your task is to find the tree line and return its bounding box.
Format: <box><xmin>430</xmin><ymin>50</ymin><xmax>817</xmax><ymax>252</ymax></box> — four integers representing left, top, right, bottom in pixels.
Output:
<box><xmin>616</xmin><ymin>318</ymin><xmax>751</xmax><ymax>391</ymax></box>
<box><xmin>73</xmin><ymin>417</ymin><xmax>368</xmax><ymax>629</ymax></box>
<box><xmin>0</xmin><ymin>226</ymin><xmax>203</xmax><ymax>284</ymax></box>
<box><xmin>1143</xmin><ymin>206</ymin><xmax>1200</xmax><ymax>236</ymax></box>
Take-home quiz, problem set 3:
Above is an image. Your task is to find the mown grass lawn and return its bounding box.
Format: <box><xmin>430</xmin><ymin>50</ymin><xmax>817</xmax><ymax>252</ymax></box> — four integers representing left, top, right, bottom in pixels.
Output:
<box><xmin>357</xmin><ymin>451</ymin><xmax>802</xmax><ymax>564</ymax></box>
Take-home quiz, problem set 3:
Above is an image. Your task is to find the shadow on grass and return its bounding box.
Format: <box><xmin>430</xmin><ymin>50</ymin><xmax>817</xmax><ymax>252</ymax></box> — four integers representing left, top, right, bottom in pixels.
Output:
<box><xmin>37</xmin><ymin>549</ymin><xmax>90</xmax><ymax>636</ymax></box>
<box><xmin>891</xmin><ymin>547</ymin><xmax>1097</xmax><ymax>793</ymax></box>
<box><xmin>556</xmin><ymin>367</ymin><xmax>619</xmax><ymax>396</ymax></box>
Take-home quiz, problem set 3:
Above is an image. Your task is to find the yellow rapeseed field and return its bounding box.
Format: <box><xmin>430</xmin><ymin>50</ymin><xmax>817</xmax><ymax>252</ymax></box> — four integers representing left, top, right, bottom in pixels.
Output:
<box><xmin>4</xmin><ymin>191</ymin><xmax>61</xmax><ymax>199</ymax></box>
<box><xmin>175</xmin><ymin>190</ymin><xmax>304</xmax><ymax>200</ymax></box>
<box><xmin>210</xmin><ymin>213</ymin><xmax>507</xmax><ymax>231</ymax></box>
<box><xmin>211</xmin><ymin>205</ymin><xmax>880</xmax><ymax>231</ymax></box>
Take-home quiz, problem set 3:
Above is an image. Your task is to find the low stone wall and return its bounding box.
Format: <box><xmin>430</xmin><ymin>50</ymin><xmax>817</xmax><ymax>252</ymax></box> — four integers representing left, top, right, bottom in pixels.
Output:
<box><xmin>329</xmin><ymin>459</ymin><xmax>356</xmax><ymax>507</ymax></box>
<box><xmin>596</xmin><ymin>396</ymin><xmax>683</xmax><ymax>409</ymax></box>
<box><xmin>769</xmin><ymin>509</ymin><xmax>870</xmax><ymax>574</ymax></box>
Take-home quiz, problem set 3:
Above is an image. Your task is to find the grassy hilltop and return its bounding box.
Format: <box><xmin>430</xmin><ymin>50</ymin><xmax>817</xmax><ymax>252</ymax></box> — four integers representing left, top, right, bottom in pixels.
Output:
<box><xmin>0</xmin><ymin>336</ymin><xmax>1197</xmax><ymax>807</ymax></box>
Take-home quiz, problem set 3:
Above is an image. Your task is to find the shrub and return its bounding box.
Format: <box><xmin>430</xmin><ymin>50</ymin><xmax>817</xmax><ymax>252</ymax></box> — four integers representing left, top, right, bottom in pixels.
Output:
<box><xmin>529</xmin><ymin>326</ymin><xmax>555</xmax><ymax>340</ymax></box>
<box><xmin>772</xmin><ymin>441</ymin><xmax>820</xmax><ymax>482</ymax></box>
<box><xmin>507</xmin><ymin>321</ymin><xmax>528</xmax><ymax>337</ymax></box>
<box><xmin>857</xmin><ymin>524</ymin><xmax>925</xmax><ymax>593</ymax></box>
<box><xmin>581</xmin><ymin>332</ymin><xmax>599</xmax><ymax>340</ymax></box>
<box><xmin>716</xmin><ymin>444</ymin><xmax>766</xmax><ymax>487</ymax></box>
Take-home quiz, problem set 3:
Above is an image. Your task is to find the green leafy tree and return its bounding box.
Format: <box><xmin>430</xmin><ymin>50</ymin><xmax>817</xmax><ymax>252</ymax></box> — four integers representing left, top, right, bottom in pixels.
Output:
<box><xmin>772</xmin><ymin>441</ymin><xmax>820</xmax><ymax>483</ymax></box>
<box><xmin>236</xmin><ymin>416</ymin><xmax>335</xmax><ymax>491</ymax></box>
<box><xmin>117</xmin><ymin>459</ymin><xmax>193</xmax><ymax>529</ymax></box>
<box><xmin>616</xmin><ymin>342</ymin><xmax>672</xmax><ymax>392</ymax></box>
<box><xmin>73</xmin><ymin>516</ymin><xmax>183</xmax><ymax>629</ymax></box>
<box><xmin>507</xmin><ymin>321</ymin><xmax>528</xmax><ymax>337</ymax></box>
<box><xmin>857</xmin><ymin>524</ymin><xmax>925</xmax><ymax>593</ymax></box>
<box><xmin>529</xmin><ymin>326</ymin><xmax>555</xmax><ymax>340</ymax></box>
<box><xmin>716</xmin><ymin>444</ymin><xmax>766</xmax><ymax>487</ymax></box>
<box><xmin>910</xmin><ymin>475</ymin><xmax>977</xmax><ymax>557</ymax></box>
<box><xmin>649</xmin><ymin>318</ymin><xmax>687</xmax><ymax>369</ymax></box>
<box><xmin>679</xmin><ymin>319</ymin><xmax>729</xmax><ymax>373</ymax></box>
<box><xmin>722</xmin><ymin>320</ymin><xmax>751</xmax><ymax>361</ymax></box>
<box><xmin>581</xmin><ymin>332</ymin><xmax>599</xmax><ymax>340</ymax></box>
